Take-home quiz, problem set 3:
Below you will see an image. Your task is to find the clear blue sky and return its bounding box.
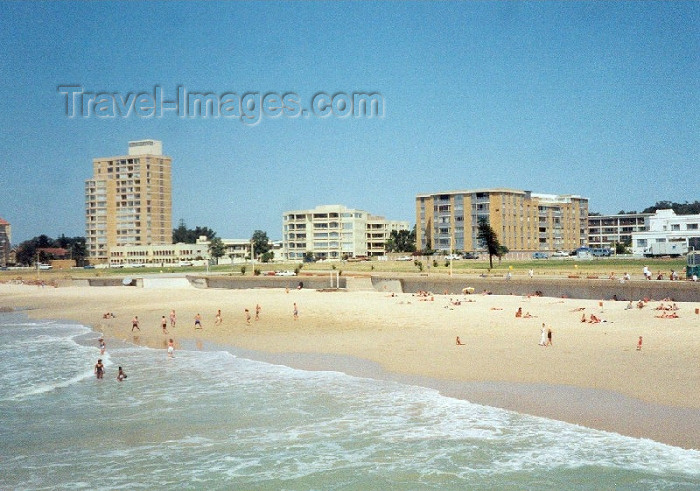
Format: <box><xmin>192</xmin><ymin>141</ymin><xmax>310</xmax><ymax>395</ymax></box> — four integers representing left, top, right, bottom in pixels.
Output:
<box><xmin>1</xmin><ymin>1</ymin><xmax>697</xmax><ymax>244</ymax></box>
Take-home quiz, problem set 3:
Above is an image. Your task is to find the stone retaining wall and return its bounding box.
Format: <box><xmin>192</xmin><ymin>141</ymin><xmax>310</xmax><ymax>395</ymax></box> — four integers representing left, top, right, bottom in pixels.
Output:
<box><xmin>193</xmin><ymin>275</ymin><xmax>347</xmax><ymax>290</ymax></box>
<box><xmin>371</xmin><ymin>275</ymin><xmax>699</xmax><ymax>302</ymax></box>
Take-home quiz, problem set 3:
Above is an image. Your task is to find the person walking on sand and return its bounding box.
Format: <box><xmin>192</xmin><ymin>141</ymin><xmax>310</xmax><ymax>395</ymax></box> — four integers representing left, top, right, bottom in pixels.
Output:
<box><xmin>255</xmin><ymin>304</ymin><xmax>261</xmax><ymax>321</ymax></box>
<box><xmin>194</xmin><ymin>313</ymin><xmax>202</xmax><ymax>329</ymax></box>
<box><xmin>170</xmin><ymin>309</ymin><xmax>176</xmax><ymax>328</ymax></box>
<box><xmin>293</xmin><ymin>303</ymin><xmax>299</xmax><ymax>321</ymax></box>
<box><xmin>95</xmin><ymin>359</ymin><xmax>104</xmax><ymax>379</ymax></box>
<box><xmin>161</xmin><ymin>315</ymin><xmax>169</xmax><ymax>334</ymax></box>
<box><xmin>215</xmin><ymin>309</ymin><xmax>222</xmax><ymax>326</ymax></box>
<box><xmin>546</xmin><ymin>328</ymin><xmax>553</xmax><ymax>346</ymax></box>
<box><xmin>131</xmin><ymin>315</ymin><xmax>140</xmax><ymax>332</ymax></box>
<box><xmin>637</xmin><ymin>336</ymin><xmax>643</xmax><ymax>351</ymax></box>
<box><xmin>167</xmin><ymin>338</ymin><xmax>175</xmax><ymax>358</ymax></box>
<box><xmin>539</xmin><ymin>324</ymin><xmax>547</xmax><ymax>346</ymax></box>
<box><xmin>116</xmin><ymin>366</ymin><xmax>127</xmax><ymax>381</ymax></box>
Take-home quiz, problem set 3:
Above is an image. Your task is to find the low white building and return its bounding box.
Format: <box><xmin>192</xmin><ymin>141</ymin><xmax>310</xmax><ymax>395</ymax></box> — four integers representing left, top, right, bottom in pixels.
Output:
<box><xmin>219</xmin><ymin>239</ymin><xmax>283</xmax><ymax>264</ymax></box>
<box><xmin>108</xmin><ymin>242</ymin><xmax>210</xmax><ymax>267</ymax></box>
<box><xmin>631</xmin><ymin>209</ymin><xmax>700</xmax><ymax>256</ymax></box>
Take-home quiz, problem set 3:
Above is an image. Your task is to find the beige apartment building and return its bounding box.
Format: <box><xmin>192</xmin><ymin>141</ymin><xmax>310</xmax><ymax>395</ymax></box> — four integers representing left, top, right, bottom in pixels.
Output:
<box><xmin>416</xmin><ymin>189</ymin><xmax>588</xmax><ymax>253</ymax></box>
<box><xmin>86</xmin><ymin>140</ymin><xmax>172</xmax><ymax>262</ymax></box>
<box><xmin>0</xmin><ymin>217</ymin><xmax>10</xmax><ymax>267</ymax></box>
<box><xmin>282</xmin><ymin>205</ymin><xmax>409</xmax><ymax>261</ymax></box>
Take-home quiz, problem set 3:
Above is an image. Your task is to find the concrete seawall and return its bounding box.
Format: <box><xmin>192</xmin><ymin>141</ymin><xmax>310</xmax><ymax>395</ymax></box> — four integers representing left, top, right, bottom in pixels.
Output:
<box><xmin>60</xmin><ymin>274</ymin><xmax>698</xmax><ymax>302</ymax></box>
<box><xmin>193</xmin><ymin>275</ymin><xmax>347</xmax><ymax>290</ymax></box>
<box><xmin>371</xmin><ymin>275</ymin><xmax>700</xmax><ymax>302</ymax></box>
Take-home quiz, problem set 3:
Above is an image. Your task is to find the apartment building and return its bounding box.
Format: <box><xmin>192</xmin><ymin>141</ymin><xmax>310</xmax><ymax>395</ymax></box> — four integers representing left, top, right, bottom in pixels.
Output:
<box><xmin>588</xmin><ymin>213</ymin><xmax>650</xmax><ymax>249</ymax></box>
<box><xmin>631</xmin><ymin>209</ymin><xmax>700</xmax><ymax>256</ymax></box>
<box><xmin>0</xmin><ymin>217</ymin><xmax>10</xmax><ymax>267</ymax></box>
<box><xmin>282</xmin><ymin>205</ymin><xmax>409</xmax><ymax>260</ymax></box>
<box><xmin>416</xmin><ymin>189</ymin><xmax>588</xmax><ymax>253</ymax></box>
<box><xmin>85</xmin><ymin>140</ymin><xmax>172</xmax><ymax>262</ymax></box>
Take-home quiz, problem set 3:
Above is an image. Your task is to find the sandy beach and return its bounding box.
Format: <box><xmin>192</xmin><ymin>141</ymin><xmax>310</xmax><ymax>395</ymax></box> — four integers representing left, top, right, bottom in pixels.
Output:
<box><xmin>1</xmin><ymin>281</ymin><xmax>699</xmax><ymax>449</ymax></box>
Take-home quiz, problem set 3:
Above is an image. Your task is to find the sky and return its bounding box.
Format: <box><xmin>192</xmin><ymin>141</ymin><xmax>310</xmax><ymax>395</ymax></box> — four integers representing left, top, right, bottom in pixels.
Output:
<box><xmin>1</xmin><ymin>1</ymin><xmax>698</xmax><ymax>244</ymax></box>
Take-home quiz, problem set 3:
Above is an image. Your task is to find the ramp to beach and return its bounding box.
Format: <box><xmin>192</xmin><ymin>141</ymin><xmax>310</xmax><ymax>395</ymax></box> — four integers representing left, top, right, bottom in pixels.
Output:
<box><xmin>345</xmin><ymin>276</ymin><xmax>375</xmax><ymax>292</ymax></box>
<box><xmin>140</xmin><ymin>277</ymin><xmax>193</xmax><ymax>289</ymax></box>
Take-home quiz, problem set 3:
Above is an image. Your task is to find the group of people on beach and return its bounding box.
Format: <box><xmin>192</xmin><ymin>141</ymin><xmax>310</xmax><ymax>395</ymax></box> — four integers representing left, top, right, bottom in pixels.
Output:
<box><xmin>94</xmin><ymin>338</ymin><xmax>127</xmax><ymax>382</ymax></box>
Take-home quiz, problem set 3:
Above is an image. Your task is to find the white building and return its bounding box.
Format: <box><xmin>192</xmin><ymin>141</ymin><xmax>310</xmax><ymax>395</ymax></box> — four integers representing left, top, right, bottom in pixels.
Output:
<box><xmin>631</xmin><ymin>209</ymin><xmax>700</xmax><ymax>256</ymax></box>
<box><xmin>219</xmin><ymin>239</ymin><xmax>284</xmax><ymax>264</ymax></box>
<box><xmin>282</xmin><ymin>205</ymin><xmax>410</xmax><ymax>261</ymax></box>
<box><xmin>108</xmin><ymin>241</ymin><xmax>210</xmax><ymax>267</ymax></box>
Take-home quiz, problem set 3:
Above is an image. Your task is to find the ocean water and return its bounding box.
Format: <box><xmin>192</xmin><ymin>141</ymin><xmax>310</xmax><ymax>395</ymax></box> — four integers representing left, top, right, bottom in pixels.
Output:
<box><xmin>1</xmin><ymin>312</ymin><xmax>699</xmax><ymax>490</ymax></box>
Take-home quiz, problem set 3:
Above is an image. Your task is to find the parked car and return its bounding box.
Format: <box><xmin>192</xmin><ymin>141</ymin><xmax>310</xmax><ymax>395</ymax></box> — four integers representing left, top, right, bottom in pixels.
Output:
<box><xmin>445</xmin><ymin>254</ymin><xmax>461</xmax><ymax>261</ymax></box>
<box><xmin>38</xmin><ymin>263</ymin><xmax>52</xmax><ymax>270</ymax></box>
<box><xmin>551</xmin><ymin>250</ymin><xmax>568</xmax><ymax>258</ymax></box>
<box><xmin>462</xmin><ymin>252</ymin><xmax>479</xmax><ymax>260</ymax></box>
<box><xmin>532</xmin><ymin>252</ymin><xmax>549</xmax><ymax>259</ymax></box>
<box><xmin>275</xmin><ymin>270</ymin><xmax>297</xmax><ymax>276</ymax></box>
<box><xmin>396</xmin><ymin>256</ymin><xmax>413</xmax><ymax>261</ymax></box>
<box><xmin>591</xmin><ymin>248</ymin><xmax>612</xmax><ymax>257</ymax></box>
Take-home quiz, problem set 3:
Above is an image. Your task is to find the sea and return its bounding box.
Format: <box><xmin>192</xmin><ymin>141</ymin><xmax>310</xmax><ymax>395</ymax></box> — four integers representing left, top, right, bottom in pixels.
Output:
<box><xmin>1</xmin><ymin>312</ymin><xmax>699</xmax><ymax>490</ymax></box>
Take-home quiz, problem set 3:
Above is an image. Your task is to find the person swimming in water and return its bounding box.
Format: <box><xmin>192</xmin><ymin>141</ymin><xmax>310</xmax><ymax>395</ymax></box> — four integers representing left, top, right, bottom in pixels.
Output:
<box><xmin>116</xmin><ymin>366</ymin><xmax>127</xmax><ymax>381</ymax></box>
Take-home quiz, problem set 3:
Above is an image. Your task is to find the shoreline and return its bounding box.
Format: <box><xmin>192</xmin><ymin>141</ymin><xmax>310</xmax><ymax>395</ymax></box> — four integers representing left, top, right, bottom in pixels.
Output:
<box><xmin>1</xmin><ymin>283</ymin><xmax>699</xmax><ymax>450</ymax></box>
<box><xmin>202</xmin><ymin>345</ymin><xmax>700</xmax><ymax>450</ymax></box>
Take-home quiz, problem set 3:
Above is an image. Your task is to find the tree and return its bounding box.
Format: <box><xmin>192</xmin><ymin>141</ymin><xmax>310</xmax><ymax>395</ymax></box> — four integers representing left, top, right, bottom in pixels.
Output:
<box><xmin>173</xmin><ymin>219</ymin><xmax>217</xmax><ymax>244</ymax></box>
<box><xmin>208</xmin><ymin>237</ymin><xmax>225</xmax><ymax>264</ymax></box>
<box><xmin>642</xmin><ymin>200</ymin><xmax>700</xmax><ymax>215</ymax></box>
<box><xmin>386</xmin><ymin>227</ymin><xmax>416</xmax><ymax>253</ymax></box>
<box><xmin>251</xmin><ymin>230</ymin><xmax>271</xmax><ymax>258</ymax></box>
<box><xmin>477</xmin><ymin>218</ymin><xmax>502</xmax><ymax>269</ymax></box>
<box><xmin>260</xmin><ymin>251</ymin><xmax>274</xmax><ymax>263</ymax></box>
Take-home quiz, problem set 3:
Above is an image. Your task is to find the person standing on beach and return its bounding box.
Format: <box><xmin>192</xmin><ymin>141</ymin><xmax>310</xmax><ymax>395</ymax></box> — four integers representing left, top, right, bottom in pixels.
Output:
<box><xmin>215</xmin><ymin>309</ymin><xmax>222</xmax><ymax>326</ymax></box>
<box><xmin>293</xmin><ymin>303</ymin><xmax>299</xmax><ymax>321</ymax></box>
<box><xmin>637</xmin><ymin>336</ymin><xmax>643</xmax><ymax>351</ymax></box>
<box><xmin>244</xmin><ymin>309</ymin><xmax>251</xmax><ymax>324</ymax></box>
<box><xmin>161</xmin><ymin>315</ymin><xmax>169</xmax><ymax>334</ymax></box>
<box><xmin>255</xmin><ymin>304</ymin><xmax>261</xmax><ymax>321</ymax></box>
<box><xmin>131</xmin><ymin>316</ymin><xmax>140</xmax><ymax>332</ymax></box>
<box><xmin>94</xmin><ymin>359</ymin><xmax>104</xmax><ymax>379</ymax></box>
<box><xmin>539</xmin><ymin>324</ymin><xmax>547</xmax><ymax>346</ymax></box>
<box><xmin>170</xmin><ymin>309</ymin><xmax>176</xmax><ymax>328</ymax></box>
<box><xmin>194</xmin><ymin>313</ymin><xmax>202</xmax><ymax>329</ymax></box>
<box><xmin>546</xmin><ymin>328</ymin><xmax>553</xmax><ymax>346</ymax></box>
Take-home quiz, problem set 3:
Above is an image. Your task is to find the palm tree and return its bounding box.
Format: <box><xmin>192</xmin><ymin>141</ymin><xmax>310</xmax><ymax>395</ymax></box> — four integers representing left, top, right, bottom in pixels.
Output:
<box><xmin>477</xmin><ymin>218</ymin><xmax>502</xmax><ymax>269</ymax></box>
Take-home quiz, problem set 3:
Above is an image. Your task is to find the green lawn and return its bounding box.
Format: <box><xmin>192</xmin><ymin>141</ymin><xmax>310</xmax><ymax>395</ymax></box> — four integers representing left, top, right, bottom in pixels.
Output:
<box><xmin>0</xmin><ymin>256</ymin><xmax>687</xmax><ymax>280</ymax></box>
